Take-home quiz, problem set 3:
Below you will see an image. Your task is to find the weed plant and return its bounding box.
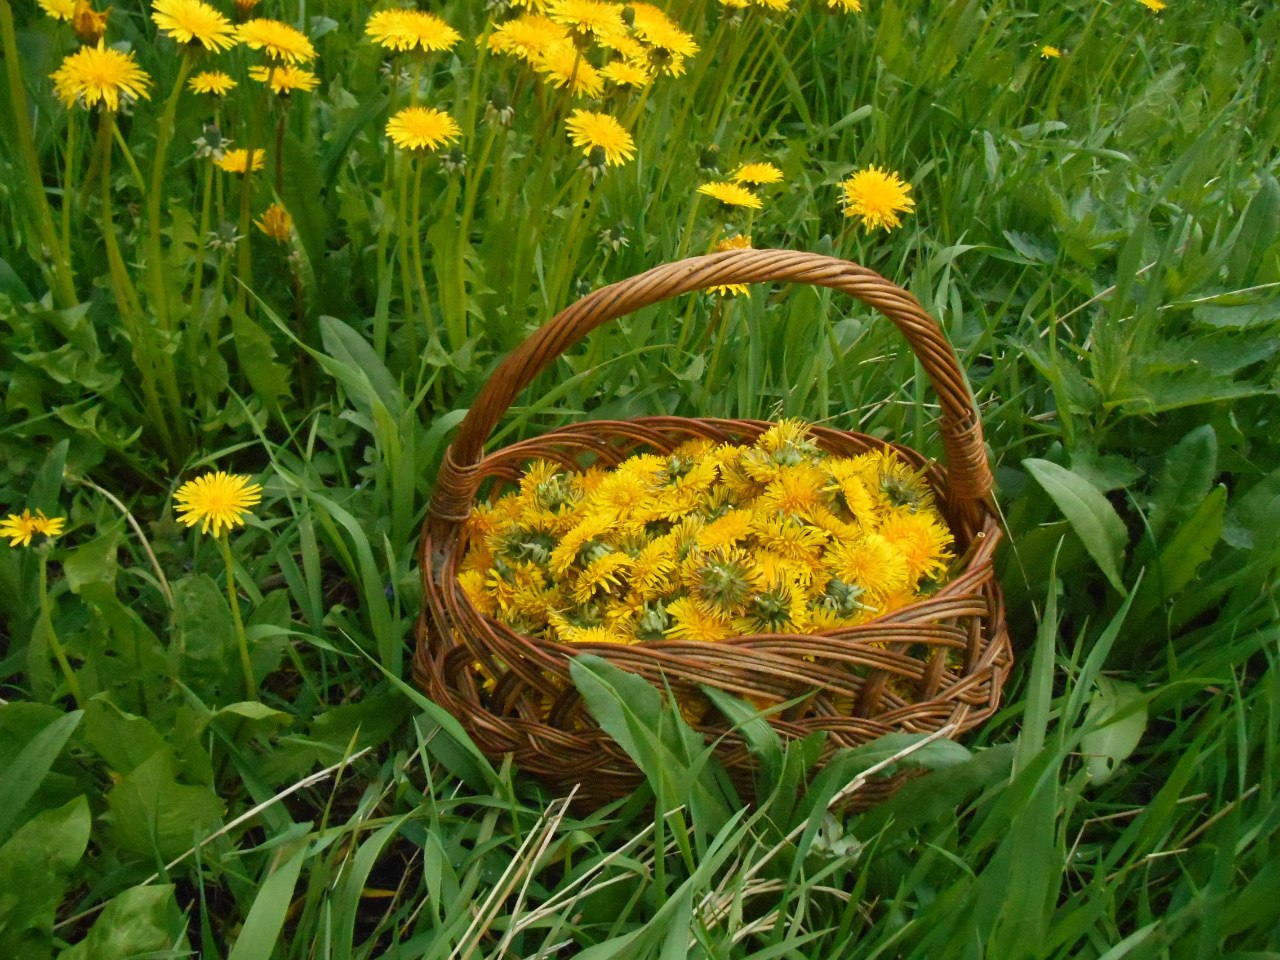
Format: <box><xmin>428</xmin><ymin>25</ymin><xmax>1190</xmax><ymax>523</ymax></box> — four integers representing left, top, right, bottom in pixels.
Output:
<box><xmin>1</xmin><ymin>0</ymin><xmax>1278</xmax><ymax>955</ymax></box>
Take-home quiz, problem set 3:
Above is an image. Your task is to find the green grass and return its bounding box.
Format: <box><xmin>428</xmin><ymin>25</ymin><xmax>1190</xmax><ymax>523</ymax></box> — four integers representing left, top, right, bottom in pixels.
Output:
<box><xmin>1</xmin><ymin>0</ymin><xmax>1279</xmax><ymax>954</ymax></box>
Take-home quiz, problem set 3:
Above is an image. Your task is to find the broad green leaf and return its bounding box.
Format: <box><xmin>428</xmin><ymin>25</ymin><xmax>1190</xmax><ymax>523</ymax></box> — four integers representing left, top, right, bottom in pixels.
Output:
<box><xmin>104</xmin><ymin>749</ymin><xmax>224</xmax><ymax>861</ymax></box>
<box><xmin>62</xmin><ymin>528</ymin><xmax>120</xmax><ymax>596</ymax></box>
<box><xmin>225</xmin><ymin>841</ymin><xmax>309</xmax><ymax>960</ymax></box>
<box><xmin>83</xmin><ymin>697</ymin><xmax>171</xmax><ymax>776</ymax></box>
<box><xmin>1129</xmin><ymin>485</ymin><xmax>1226</xmax><ymax>624</ymax></box>
<box><xmin>1081</xmin><ymin>678</ymin><xmax>1148</xmax><ymax>786</ymax></box>
<box><xmin>57</xmin><ymin>884</ymin><xmax>184</xmax><ymax>960</ymax></box>
<box><xmin>1227</xmin><ymin>171</ymin><xmax>1280</xmax><ymax>285</ymax></box>
<box><xmin>0</xmin><ymin>708</ymin><xmax>83</xmax><ymax>843</ymax></box>
<box><xmin>229</xmin><ymin>302</ymin><xmax>291</xmax><ymax>417</ymax></box>
<box><xmin>0</xmin><ymin>796</ymin><xmax>90</xmax><ymax>958</ymax></box>
<box><xmin>170</xmin><ymin>574</ymin><xmax>236</xmax><ymax>696</ymax></box>
<box><xmin>1024</xmin><ymin>458</ymin><xmax>1129</xmax><ymax>593</ymax></box>
<box><xmin>1146</xmin><ymin>425</ymin><xmax>1217</xmax><ymax>541</ymax></box>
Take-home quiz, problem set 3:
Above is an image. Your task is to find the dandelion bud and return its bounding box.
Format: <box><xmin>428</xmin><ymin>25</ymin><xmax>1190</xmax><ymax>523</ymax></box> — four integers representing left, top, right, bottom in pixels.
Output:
<box><xmin>620</xmin><ymin>5</ymin><xmax>635</xmax><ymax>26</ymax></box>
<box><xmin>72</xmin><ymin>0</ymin><xmax>109</xmax><ymax>43</ymax></box>
<box><xmin>698</xmin><ymin>144</ymin><xmax>720</xmax><ymax>172</ymax></box>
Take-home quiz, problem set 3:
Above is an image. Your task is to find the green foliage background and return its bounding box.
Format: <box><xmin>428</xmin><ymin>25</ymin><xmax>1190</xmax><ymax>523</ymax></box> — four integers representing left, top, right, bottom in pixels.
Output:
<box><xmin>1</xmin><ymin>0</ymin><xmax>1278</xmax><ymax>954</ymax></box>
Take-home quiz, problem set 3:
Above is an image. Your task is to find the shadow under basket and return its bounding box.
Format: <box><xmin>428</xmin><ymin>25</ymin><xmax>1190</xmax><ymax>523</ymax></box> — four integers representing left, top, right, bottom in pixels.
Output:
<box><xmin>414</xmin><ymin>249</ymin><xmax>1013</xmax><ymax>810</ymax></box>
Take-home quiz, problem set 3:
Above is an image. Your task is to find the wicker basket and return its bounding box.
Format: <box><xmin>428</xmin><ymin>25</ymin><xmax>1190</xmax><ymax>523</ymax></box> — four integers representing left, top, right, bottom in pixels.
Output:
<box><xmin>414</xmin><ymin>248</ymin><xmax>1011</xmax><ymax>808</ymax></box>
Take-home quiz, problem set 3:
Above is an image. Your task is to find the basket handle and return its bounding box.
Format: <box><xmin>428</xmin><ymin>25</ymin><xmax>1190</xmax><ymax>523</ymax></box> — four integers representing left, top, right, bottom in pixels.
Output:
<box><xmin>429</xmin><ymin>248</ymin><xmax>993</xmax><ymax>525</ymax></box>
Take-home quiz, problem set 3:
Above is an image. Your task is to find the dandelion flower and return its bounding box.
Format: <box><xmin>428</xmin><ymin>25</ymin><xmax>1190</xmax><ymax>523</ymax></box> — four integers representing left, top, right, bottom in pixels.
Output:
<box><xmin>730</xmin><ymin>162</ymin><xmax>783</xmax><ymax>185</ymax></box>
<box><xmin>1136</xmin><ymin>0</ymin><xmax>1165</xmax><ymax>10</ymax></box>
<box><xmin>365</xmin><ymin>9</ymin><xmax>461</xmax><ymax>54</ymax></box>
<box><xmin>826</xmin><ymin>0</ymin><xmax>862</xmax><ymax>11</ymax></box>
<box><xmin>1040</xmin><ymin>44</ymin><xmax>1062</xmax><ymax>59</ymax></box>
<box><xmin>709</xmin><ymin>234</ymin><xmax>752</xmax><ymax>296</ymax></box>
<box><xmin>385</xmin><ymin>105</ymin><xmax>462</xmax><ymax>152</ymax></box>
<box><xmin>600</xmin><ymin>59</ymin><xmax>652</xmax><ymax>87</ymax></box>
<box><xmin>255</xmin><ymin>202</ymin><xmax>293</xmax><ymax>241</ymax></box>
<box><xmin>38</xmin><ymin>0</ymin><xmax>76</xmax><ymax>21</ymax></box>
<box><xmin>839</xmin><ymin>165</ymin><xmax>915</xmax><ymax>232</ymax></box>
<box><xmin>152</xmin><ymin>0</ymin><xmax>237</xmax><ymax>51</ymax></box>
<box><xmin>249</xmin><ymin>63</ymin><xmax>319</xmax><ymax>94</ymax></box>
<box><xmin>189</xmin><ymin>70</ymin><xmax>236</xmax><ymax>95</ymax></box>
<box><xmin>72</xmin><ymin>1</ymin><xmax>108</xmax><ymax>43</ymax></box>
<box><xmin>215</xmin><ymin>148</ymin><xmax>265</xmax><ymax>173</ymax></box>
<box><xmin>174</xmin><ymin>471</ymin><xmax>262</xmax><ymax>536</ymax></box>
<box><xmin>534</xmin><ymin>43</ymin><xmax>605</xmax><ymax>97</ymax></box>
<box><xmin>487</xmin><ymin>14</ymin><xmax>569</xmax><ymax>61</ymax></box>
<box><xmin>236</xmin><ymin>18</ymin><xmax>316</xmax><ymax>62</ymax></box>
<box><xmin>1</xmin><ymin>509</ymin><xmax>66</xmax><ymax>548</ymax></box>
<box><xmin>548</xmin><ymin>0</ymin><xmax>625</xmax><ymax>38</ymax></box>
<box><xmin>232</xmin><ymin>0</ymin><xmax>259</xmax><ymax>16</ymax></box>
<box><xmin>565</xmin><ymin>109</ymin><xmax>635</xmax><ymax>166</ymax></box>
<box><xmin>51</xmin><ymin>42</ymin><xmax>152</xmax><ymax>112</ymax></box>
<box><xmin>697</xmin><ymin>181</ymin><xmax>762</xmax><ymax>209</ymax></box>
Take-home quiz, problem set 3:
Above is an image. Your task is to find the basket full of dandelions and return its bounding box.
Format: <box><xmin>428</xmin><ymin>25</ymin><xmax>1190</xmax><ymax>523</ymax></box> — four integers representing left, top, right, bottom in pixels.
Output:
<box><xmin>415</xmin><ymin>248</ymin><xmax>1011</xmax><ymax>808</ymax></box>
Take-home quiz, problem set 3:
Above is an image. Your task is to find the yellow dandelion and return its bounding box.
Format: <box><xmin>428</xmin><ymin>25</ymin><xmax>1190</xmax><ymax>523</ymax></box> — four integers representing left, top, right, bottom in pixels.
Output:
<box><xmin>385</xmin><ymin>106</ymin><xmax>462</xmax><ymax>152</ymax></box>
<box><xmin>757</xmin><ymin>463</ymin><xmax>830</xmax><ymax>520</ymax></box>
<box><xmin>548</xmin><ymin>0</ymin><xmax>625</xmax><ymax>38</ymax></box>
<box><xmin>629</xmin><ymin>3</ymin><xmax>698</xmax><ymax>74</ymax></box>
<box><xmin>752</xmin><ymin>513</ymin><xmax>828</xmax><ymax>562</ymax></box>
<box><xmin>0</xmin><ymin>509</ymin><xmax>66</xmax><ymax>548</ymax></box>
<box><xmin>50</xmin><ymin>42</ymin><xmax>152</xmax><ymax>112</ymax></box>
<box><xmin>38</xmin><ymin>0</ymin><xmax>76</xmax><ymax>21</ymax></box>
<box><xmin>255</xmin><ymin>202</ymin><xmax>293</xmax><ymax>241</ymax></box>
<box><xmin>189</xmin><ymin>70</ymin><xmax>236</xmax><ymax>95</ymax></box>
<box><xmin>1040</xmin><ymin>44</ymin><xmax>1062</xmax><ymax>59</ymax></box>
<box><xmin>572</xmin><ymin>552</ymin><xmax>632</xmax><ymax>605</ymax></box>
<box><xmin>826</xmin><ymin>0</ymin><xmax>862</xmax><ymax>10</ymax></box>
<box><xmin>747</xmin><ymin>0</ymin><xmax>790</xmax><ymax>11</ymax></box>
<box><xmin>730</xmin><ymin>162</ymin><xmax>783</xmax><ymax>185</ymax></box>
<box><xmin>697</xmin><ymin>181</ymin><xmax>762</xmax><ymax>209</ymax></box>
<box><xmin>565</xmin><ymin>109</ymin><xmax>636</xmax><ymax>167</ymax></box>
<box><xmin>215</xmin><ymin>148</ymin><xmax>265</xmax><ymax>173</ymax></box>
<box><xmin>839</xmin><ymin>165</ymin><xmax>915</xmax><ymax>232</ymax></box>
<box><xmin>824</xmin><ymin>534</ymin><xmax>911</xmax><ymax>600</ymax></box>
<box><xmin>877</xmin><ymin>511</ymin><xmax>953</xmax><ymax>581</ymax></box>
<box><xmin>152</xmin><ymin>0</ymin><xmax>237</xmax><ymax>51</ymax></box>
<box><xmin>667</xmin><ymin>596</ymin><xmax>735</xmax><ymax>642</ymax></box>
<box><xmin>364</xmin><ymin>9</ymin><xmax>461</xmax><ymax>54</ymax></box>
<box><xmin>72</xmin><ymin>1</ymin><xmax>108</xmax><ymax>43</ymax></box>
<box><xmin>1136</xmin><ymin>0</ymin><xmax>1165</xmax><ymax>10</ymax></box>
<box><xmin>534</xmin><ymin>43</ymin><xmax>605</xmax><ymax>97</ymax></box>
<box><xmin>696</xmin><ymin>509</ymin><xmax>755</xmax><ymax>550</ymax></box>
<box><xmin>708</xmin><ymin>234</ymin><xmax>752</xmax><ymax>296</ymax></box>
<box><xmin>487</xmin><ymin>14</ymin><xmax>569</xmax><ymax>61</ymax></box>
<box><xmin>600</xmin><ymin>59</ymin><xmax>652</xmax><ymax>87</ymax></box>
<box><xmin>173</xmin><ymin>471</ymin><xmax>262</xmax><ymax>536</ymax></box>
<box><xmin>249</xmin><ymin>63</ymin><xmax>320</xmax><ymax>94</ymax></box>
<box><xmin>236</xmin><ymin>18</ymin><xmax>316</xmax><ymax>63</ymax></box>
<box><xmin>458</xmin><ymin>568</ymin><xmax>497</xmax><ymax>616</ymax></box>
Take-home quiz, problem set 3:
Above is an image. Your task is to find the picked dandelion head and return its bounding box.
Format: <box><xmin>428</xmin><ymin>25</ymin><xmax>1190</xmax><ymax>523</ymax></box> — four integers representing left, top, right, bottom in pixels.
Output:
<box><xmin>72</xmin><ymin>1</ymin><xmax>109</xmax><ymax>43</ymax></box>
<box><xmin>189</xmin><ymin>70</ymin><xmax>237</xmax><ymax>95</ymax></box>
<box><xmin>385</xmin><ymin>105</ymin><xmax>462</xmax><ymax>152</ymax></box>
<box><xmin>215</xmin><ymin>147</ymin><xmax>265</xmax><ymax>173</ymax></box>
<box><xmin>236</xmin><ymin>18</ymin><xmax>316</xmax><ymax>62</ymax></box>
<box><xmin>174</xmin><ymin>471</ymin><xmax>262</xmax><ymax>537</ymax></box>
<box><xmin>152</xmin><ymin>0</ymin><xmax>237</xmax><ymax>51</ymax></box>
<box><xmin>255</xmin><ymin>202</ymin><xmax>293</xmax><ymax>241</ymax></box>
<box><xmin>839</xmin><ymin>165</ymin><xmax>915</xmax><ymax>232</ymax></box>
<box><xmin>249</xmin><ymin>63</ymin><xmax>320</xmax><ymax>94</ymax></box>
<box><xmin>38</xmin><ymin>0</ymin><xmax>76</xmax><ymax>22</ymax></box>
<box><xmin>1040</xmin><ymin>44</ymin><xmax>1062</xmax><ymax>59</ymax></box>
<box><xmin>1</xmin><ymin>509</ymin><xmax>66</xmax><ymax>548</ymax></box>
<box><xmin>730</xmin><ymin>161</ymin><xmax>783</xmax><ymax>185</ymax></box>
<box><xmin>365</xmin><ymin>9</ymin><xmax>461</xmax><ymax>54</ymax></box>
<box><xmin>697</xmin><ymin>181</ymin><xmax>762</xmax><ymax>209</ymax></box>
<box><xmin>565</xmin><ymin>109</ymin><xmax>635</xmax><ymax>167</ymax></box>
<box><xmin>51</xmin><ymin>42</ymin><xmax>152</xmax><ymax>112</ymax></box>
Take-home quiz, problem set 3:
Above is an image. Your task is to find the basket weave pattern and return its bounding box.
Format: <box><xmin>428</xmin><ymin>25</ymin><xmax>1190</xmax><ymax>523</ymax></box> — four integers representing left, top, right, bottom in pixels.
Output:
<box><xmin>414</xmin><ymin>249</ymin><xmax>1012</xmax><ymax>807</ymax></box>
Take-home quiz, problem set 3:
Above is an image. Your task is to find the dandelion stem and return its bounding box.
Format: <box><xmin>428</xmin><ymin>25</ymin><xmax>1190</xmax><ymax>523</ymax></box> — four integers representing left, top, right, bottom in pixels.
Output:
<box><xmin>219</xmin><ymin>530</ymin><xmax>256</xmax><ymax>701</ymax></box>
<box><xmin>0</xmin><ymin>0</ymin><xmax>77</xmax><ymax>308</ymax></box>
<box><xmin>38</xmin><ymin>549</ymin><xmax>84</xmax><ymax>709</ymax></box>
<box><xmin>60</xmin><ymin>112</ymin><xmax>78</xmax><ymax>282</ymax></box>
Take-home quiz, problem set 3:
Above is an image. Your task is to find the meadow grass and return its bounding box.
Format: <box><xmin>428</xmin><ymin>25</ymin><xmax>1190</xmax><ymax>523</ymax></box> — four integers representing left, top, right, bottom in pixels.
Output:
<box><xmin>1</xmin><ymin>0</ymin><xmax>1278</xmax><ymax>955</ymax></box>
